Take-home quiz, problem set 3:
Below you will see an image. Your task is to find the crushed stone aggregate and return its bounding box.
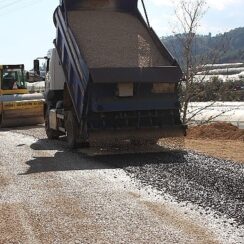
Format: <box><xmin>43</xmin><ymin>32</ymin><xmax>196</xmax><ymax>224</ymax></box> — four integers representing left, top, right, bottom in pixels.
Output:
<box><xmin>68</xmin><ymin>10</ymin><xmax>169</xmax><ymax>68</ymax></box>
<box><xmin>102</xmin><ymin>151</ymin><xmax>244</xmax><ymax>226</ymax></box>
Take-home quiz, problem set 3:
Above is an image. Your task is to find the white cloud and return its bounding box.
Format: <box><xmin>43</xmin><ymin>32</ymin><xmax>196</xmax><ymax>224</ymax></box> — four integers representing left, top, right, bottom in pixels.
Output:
<box><xmin>150</xmin><ymin>15</ymin><xmax>174</xmax><ymax>35</ymax></box>
<box><xmin>148</xmin><ymin>0</ymin><xmax>241</xmax><ymax>11</ymax></box>
<box><xmin>144</xmin><ymin>0</ymin><xmax>243</xmax><ymax>36</ymax></box>
<box><xmin>148</xmin><ymin>0</ymin><xmax>173</xmax><ymax>7</ymax></box>
<box><xmin>208</xmin><ymin>0</ymin><xmax>241</xmax><ymax>11</ymax></box>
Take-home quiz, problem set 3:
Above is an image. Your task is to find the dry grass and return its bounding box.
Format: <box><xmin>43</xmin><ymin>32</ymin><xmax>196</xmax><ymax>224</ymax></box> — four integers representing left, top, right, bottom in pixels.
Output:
<box><xmin>185</xmin><ymin>122</ymin><xmax>244</xmax><ymax>163</ymax></box>
<box><xmin>185</xmin><ymin>139</ymin><xmax>244</xmax><ymax>163</ymax></box>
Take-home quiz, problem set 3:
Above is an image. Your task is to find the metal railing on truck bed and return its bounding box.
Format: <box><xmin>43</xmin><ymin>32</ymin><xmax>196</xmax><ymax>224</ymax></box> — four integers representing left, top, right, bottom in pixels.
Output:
<box><xmin>54</xmin><ymin>5</ymin><xmax>89</xmax><ymax>123</ymax></box>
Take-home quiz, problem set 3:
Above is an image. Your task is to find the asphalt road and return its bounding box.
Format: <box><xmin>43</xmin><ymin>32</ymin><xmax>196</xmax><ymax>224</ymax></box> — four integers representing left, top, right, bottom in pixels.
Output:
<box><xmin>0</xmin><ymin>126</ymin><xmax>243</xmax><ymax>244</ymax></box>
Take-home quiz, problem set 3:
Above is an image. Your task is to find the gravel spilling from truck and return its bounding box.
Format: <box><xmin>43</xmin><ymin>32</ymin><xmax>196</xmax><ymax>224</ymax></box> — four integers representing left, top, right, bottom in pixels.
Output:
<box><xmin>108</xmin><ymin>151</ymin><xmax>244</xmax><ymax>226</ymax></box>
<box><xmin>68</xmin><ymin>11</ymin><xmax>170</xmax><ymax>68</ymax></box>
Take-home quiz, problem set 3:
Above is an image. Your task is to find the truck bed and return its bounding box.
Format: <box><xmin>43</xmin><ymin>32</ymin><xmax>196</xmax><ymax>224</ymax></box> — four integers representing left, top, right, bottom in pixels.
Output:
<box><xmin>51</xmin><ymin>0</ymin><xmax>186</xmax><ymax>145</ymax></box>
<box><xmin>68</xmin><ymin>10</ymin><xmax>170</xmax><ymax>68</ymax></box>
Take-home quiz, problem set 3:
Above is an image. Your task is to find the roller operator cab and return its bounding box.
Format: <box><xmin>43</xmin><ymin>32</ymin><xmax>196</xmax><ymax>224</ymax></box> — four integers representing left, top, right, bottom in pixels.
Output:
<box><xmin>0</xmin><ymin>65</ymin><xmax>27</xmax><ymax>93</ymax></box>
<box><xmin>44</xmin><ymin>0</ymin><xmax>186</xmax><ymax>148</ymax></box>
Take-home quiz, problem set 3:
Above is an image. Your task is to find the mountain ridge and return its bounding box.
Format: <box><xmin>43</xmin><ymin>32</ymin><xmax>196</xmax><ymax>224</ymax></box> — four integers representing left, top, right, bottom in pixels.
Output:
<box><xmin>161</xmin><ymin>27</ymin><xmax>244</xmax><ymax>64</ymax></box>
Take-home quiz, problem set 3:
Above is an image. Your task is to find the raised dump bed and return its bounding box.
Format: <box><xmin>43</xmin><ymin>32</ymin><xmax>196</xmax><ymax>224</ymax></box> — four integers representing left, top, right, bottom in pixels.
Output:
<box><xmin>47</xmin><ymin>0</ymin><xmax>185</xmax><ymax>147</ymax></box>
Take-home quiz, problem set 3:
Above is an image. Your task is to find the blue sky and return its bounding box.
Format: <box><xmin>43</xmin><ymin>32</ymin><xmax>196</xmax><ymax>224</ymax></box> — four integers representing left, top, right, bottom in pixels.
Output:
<box><xmin>0</xmin><ymin>0</ymin><xmax>243</xmax><ymax>69</ymax></box>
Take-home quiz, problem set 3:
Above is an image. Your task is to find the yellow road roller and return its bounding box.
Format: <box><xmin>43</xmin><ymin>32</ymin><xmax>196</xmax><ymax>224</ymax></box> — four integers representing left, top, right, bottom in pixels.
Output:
<box><xmin>0</xmin><ymin>64</ymin><xmax>44</xmax><ymax>127</ymax></box>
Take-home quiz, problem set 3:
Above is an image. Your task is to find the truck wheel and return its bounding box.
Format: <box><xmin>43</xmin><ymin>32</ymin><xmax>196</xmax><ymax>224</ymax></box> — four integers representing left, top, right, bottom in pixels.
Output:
<box><xmin>45</xmin><ymin>111</ymin><xmax>60</xmax><ymax>140</ymax></box>
<box><xmin>0</xmin><ymin>114</ymin><xmax>2</xmax><ymax>128</ymax></box>
<box><xmin>65</xmin><ymin>111</ymin><xmax>79</xmax><ymax>148</ymax></box>
<box><xmin>65</xmin><ymin>111</ymin><xmax>90</xmax><ymax>148</ymax></box>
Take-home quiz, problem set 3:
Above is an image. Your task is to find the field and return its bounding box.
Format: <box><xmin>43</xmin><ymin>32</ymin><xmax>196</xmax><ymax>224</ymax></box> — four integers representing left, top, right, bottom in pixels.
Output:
<box><xmin>185</xmin><ymin>122</ymin><xmax>244</xmax><ymax>163</ymax></box>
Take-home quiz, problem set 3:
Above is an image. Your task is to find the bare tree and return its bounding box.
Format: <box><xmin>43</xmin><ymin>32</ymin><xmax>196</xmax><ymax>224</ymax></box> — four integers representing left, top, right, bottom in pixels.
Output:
<box><xmin>173</xmin><ymin>0</ymin><xmax>207</xmax><ymax>123</ymax></box>
<box><xmin>171</xmin><ymin>0</ymin><xmax>229</xmax><ymax>124</ymax></box>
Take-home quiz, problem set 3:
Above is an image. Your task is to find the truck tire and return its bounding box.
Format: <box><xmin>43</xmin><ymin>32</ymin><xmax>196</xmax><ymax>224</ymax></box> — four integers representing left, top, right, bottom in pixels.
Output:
<box><xmin>0</xmin><ymin>114</ymin><xmax>3</xmax><ymax>128</ymax></box>
<box><xmin>45</xmin><ymin>110</ymin><xmax>60</xmax><ymax>140</ymax></box>
<box><xmin>65</xmin><ymin>111</ymin><xmax>90</xmax><ymax>148</ymax></box>
<box><xmin>65</xmin><ymin>111</ymin><xmax>79</xmax><ymax>148</ymax></box>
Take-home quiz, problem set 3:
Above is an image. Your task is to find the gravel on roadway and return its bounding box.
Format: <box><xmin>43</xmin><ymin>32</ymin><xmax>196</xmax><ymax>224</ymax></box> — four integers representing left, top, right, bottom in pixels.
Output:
<box><xmin>0</xmin><ymin>125</ymin><xmax>243</xmax><ymax>244</ymax></box>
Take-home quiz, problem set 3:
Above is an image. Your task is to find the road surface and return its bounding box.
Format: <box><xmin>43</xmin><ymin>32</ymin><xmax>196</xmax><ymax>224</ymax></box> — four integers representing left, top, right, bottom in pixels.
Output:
<box><xmin>0</xmin><ymin>126</ymin><xmax>243</xmax><ymax>243</ymax></box>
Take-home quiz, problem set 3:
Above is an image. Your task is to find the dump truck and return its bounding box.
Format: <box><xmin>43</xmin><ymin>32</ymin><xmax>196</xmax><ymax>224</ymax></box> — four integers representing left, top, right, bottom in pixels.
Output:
<box><xmin>42</xmin><ymin>0</ymin><xmax>186</xmax><ymax>147</ymax></box>
<box><xmin>0</xmin><ymin>64</ymin><xmax>44</xmax><ymax>127</ymax></box>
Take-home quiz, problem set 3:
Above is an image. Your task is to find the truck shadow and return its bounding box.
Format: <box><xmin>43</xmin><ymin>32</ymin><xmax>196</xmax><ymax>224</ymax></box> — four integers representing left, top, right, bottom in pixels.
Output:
<box><xmin>92</xmin><ymin>150</ymin><xmax>187</xmax><ymax>169</ymax></box>
<box><xmin>21</xmin><ymin>138</ymin><xmax>187</xmax><ymax>175</ymax></box>
<box><xmin>0</xmin><ymin>124</ymin><xmax>44</xmax><ymax>131</ymax></box>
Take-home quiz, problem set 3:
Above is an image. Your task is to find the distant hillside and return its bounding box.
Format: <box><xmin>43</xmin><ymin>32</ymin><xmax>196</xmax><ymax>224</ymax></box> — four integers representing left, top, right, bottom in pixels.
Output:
<box><xmin>162</xmin><ymin>27</ymin><xmax>244</xmax><ymax>64</ymax></box>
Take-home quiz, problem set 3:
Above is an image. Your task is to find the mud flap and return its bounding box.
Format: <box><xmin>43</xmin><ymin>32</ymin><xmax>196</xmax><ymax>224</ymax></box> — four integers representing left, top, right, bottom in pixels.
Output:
<box><xmin>65</xmin><ymin>111</ymin><xmax>78</xmax><ymax>148</ymax></box>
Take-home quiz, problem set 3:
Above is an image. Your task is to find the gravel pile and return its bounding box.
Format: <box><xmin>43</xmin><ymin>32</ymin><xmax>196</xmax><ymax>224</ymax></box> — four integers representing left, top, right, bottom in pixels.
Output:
<box><xmin>187</xmin><ymin>122</ymin><xmax>244</xmax><ymax>141</ymax></box>
<box><xmin>100</xmin><ymin>150</ymin><xmax>244</xmax><ymax>226</ymax></box>
<box><xmin>68</xmin><ymin>10</ymin><xmax>170</xmax><ymax>68</ymax></box>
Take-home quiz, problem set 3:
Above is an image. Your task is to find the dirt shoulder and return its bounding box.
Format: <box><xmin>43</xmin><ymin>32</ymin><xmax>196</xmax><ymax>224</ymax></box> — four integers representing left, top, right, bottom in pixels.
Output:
<box><xmin>185</xmin><ymin>123</ymin><xmax>244</xmax><ymax>163</ymax></box>
<box><xmin>184</xmin><ymin>139</ymin><xmax>244</xmax><ymax>163</ymax></box>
